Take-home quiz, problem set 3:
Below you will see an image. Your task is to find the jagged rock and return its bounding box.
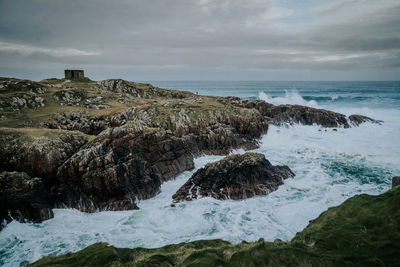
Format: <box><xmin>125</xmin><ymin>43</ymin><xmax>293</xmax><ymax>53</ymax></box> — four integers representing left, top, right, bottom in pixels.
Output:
<box><xmin>53</xmin><ymin>89</ymin><xmax>87</xmax><ymax>106</ymax></box>
<box><xmin>393</xmin><ymin>177</ymin><xmax>400</xmax><ymax>188</ymax></box>
<box><xmin>42</xmin><ymin>111</ymin><xmax>110</xmax><ymax>135</ymax></box>
<box><xmin>172</xmin><ymin>152</ymin><xmax>295</xmax><ymax>202</ymax></box>
<box><xmin>349</xmin><ymin>114</ymin><xmax>383</xmax><ymax>126</ymax></box>
<box><xmin>227</xmin><ymin>97</ymin><xmax>350</xmax><ymax>128</ymax></box>
<box><xmin>0</xmin><ymin>78</ymin><xmax>47</xmax><ymax>94</ymax></box>
<box><xmin>0</xmin><ymin>130</ymin><xmax>88</xmax><ymax>181</ymax></box>
<box><xmin>97</xmin><ymin>79</ymin><xmax>190</xmax><ymax>100</ymax></box>
<box><xmin>97</xmin><ymin>79</ymin><xmax>159</xmax><ymax>99</ymax></box>
<box><xmin>0</xmin><ymin>171</ymin><xmax>53</xmax><ymax>230</ymax></box>
<box><xmin>55</xmin><ymin>127</ymin><xmax>194</xmax><ymax>212</ymax></box>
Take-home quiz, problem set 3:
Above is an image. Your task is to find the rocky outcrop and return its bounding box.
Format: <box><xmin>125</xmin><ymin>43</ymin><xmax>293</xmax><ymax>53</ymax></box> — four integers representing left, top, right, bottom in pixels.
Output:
<box><xmin>54</xmin><ymin>127</ymin><xmax>194</xmax><ymax>212</ymax></box>
<box><xmin>0</xmin><ymin>130</ymin><xmax>88</xmax><ymax>181</ymax></box>
<box><xmin>53</xmin><ymin>89</ymin><xmax>87</xmax><ymax>106</ymax></box>
<box><xmin>0</xmin><ymin>171</ymin><xmax>53</xmax><ymax>230</ymax></box>
<box><xmin>172</xmin><ymin>152</ymin><xmax>295</xmax><ymax>202</ymax></box>
<box><xmin>96</xmin><ymin>79</ymin><xmax>190</xmax><ymax>102</ymax></box>
<box><xmin>0</xmin><ymin>78</ymin><xmax>47</xmax><ymax>112</ymax></box>
<box><xmin>227</xmin><ymin>97</ymin><xmax>378</xmax><ymax>128</ymax></box>
<box><xmin>0</xmin><ymin>78</ymin><xmax>47</xmax><ymax>94</ymax></box>
<box><xmin>42</xmin><ymin>111</ymin><xmax>110</xmax><ymax>135</ymax></box>
<box><xmin>348</xmin><ymin>114</ymin><xmax>383</xmax><ymax>126</ymax></box>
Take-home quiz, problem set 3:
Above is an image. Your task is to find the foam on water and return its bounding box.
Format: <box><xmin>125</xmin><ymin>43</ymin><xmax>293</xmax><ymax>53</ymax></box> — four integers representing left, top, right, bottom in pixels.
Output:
<box><xmin>1</xmin><ymin>83</ymin><xmax>400</xmax><ymax>266</ymax></box>
<box><xmin>259</xmin><ymin>90</ymin><xmax>319</xmax><ymax>108</ymax></box>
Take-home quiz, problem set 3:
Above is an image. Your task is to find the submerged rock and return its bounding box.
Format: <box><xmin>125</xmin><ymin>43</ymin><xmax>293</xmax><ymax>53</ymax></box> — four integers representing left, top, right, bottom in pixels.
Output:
<box><xmin>0</xmin><ymin>171</ymin><xmax>53</xmax><ymax>230</ymax></box>
<box><xmin>172</xmin><ymin>152</ymin><xmax>294</xmax><ymax>202</ymax></box>
<box><xmin>348</xmin><ymin>114</ymin><xmax>383</xmax><ymax>126</ymax></box>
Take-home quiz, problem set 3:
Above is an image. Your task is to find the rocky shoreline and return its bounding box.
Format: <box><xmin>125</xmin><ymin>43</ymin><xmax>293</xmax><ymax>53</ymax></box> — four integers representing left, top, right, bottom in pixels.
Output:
<box><xmin>29</xmin><ymin>184</ymin><xmax>400</xmax><ymax>266</ymax></box>
<box><xmin>0</xmin><ymin>77</ymin><xmax>381</xmax><ymax>229</ymax></box>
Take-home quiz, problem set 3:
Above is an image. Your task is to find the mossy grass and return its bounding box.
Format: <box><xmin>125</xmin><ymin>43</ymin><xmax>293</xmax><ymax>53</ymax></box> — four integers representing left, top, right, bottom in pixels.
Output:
<box><xmin>30</xmin><ymin>187</ymin><xmax>400</xmax><ymax>266</ymax></box>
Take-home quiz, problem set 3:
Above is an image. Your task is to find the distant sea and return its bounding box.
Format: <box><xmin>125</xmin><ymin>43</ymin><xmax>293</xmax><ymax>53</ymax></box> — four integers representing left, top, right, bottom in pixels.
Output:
<box><xmin>1</xmin><ymin>81</ymin><xmax>400</xmax><ymax>266</ymax></box>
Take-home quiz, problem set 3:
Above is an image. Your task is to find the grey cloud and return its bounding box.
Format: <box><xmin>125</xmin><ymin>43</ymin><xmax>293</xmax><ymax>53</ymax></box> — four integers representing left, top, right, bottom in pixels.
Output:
<box><xmin>0</xmin><ymin>0</ymin><xmax>399</xmax><ymax>81</ymax></box>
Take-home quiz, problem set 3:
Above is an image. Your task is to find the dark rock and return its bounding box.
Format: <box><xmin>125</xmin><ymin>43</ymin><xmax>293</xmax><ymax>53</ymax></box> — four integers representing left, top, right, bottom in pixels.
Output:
<box><xmin>0</xmin><ymin>171</ymin><xmax>53</xmax><ymax>230</ymax></box>
<box><xmin>0</xmin><ymin>130</ymin><xmax>88</xmax><ymax>182</ymax></box>
<box><xmin>227</xmin><ymin>98</ymin><xmax>351</xmax><ymax>128</ymax></box>
<box><xmin>349</xmin><ymin>114</ymin><xmax>383</xmax><ymax>126</ymax></box>
<box><xmin>42</xmin><ymin>111</ymin><xmax>110</xmax><ymax>135</ymax></box>
<box><xmin>172</xmin><ymin>152</ymin><xmax>294</xmax><ymax>202</ymax></box>
<box><xmin>55</xmin><ymin>127</ymin><xmax>194</xmax><ymax>212</ymax></box>
<box><xmin>393</xmin><ymin>176</ymin><xmax>400</xmax><ymax>188</ymax></box>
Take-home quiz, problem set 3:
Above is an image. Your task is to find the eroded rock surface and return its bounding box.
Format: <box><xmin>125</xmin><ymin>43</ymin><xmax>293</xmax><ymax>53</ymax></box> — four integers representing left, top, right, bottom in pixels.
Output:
<box><xmin>227</xmin><ymin>97</ymin><xmax>380</xmax><ymax>128</ymax></box>
<box><xmin>172</xmin><ymin>152</ymin><xmax>295</xmax><ymax>202</ymax></box>
<box><xmin>0</xmin><ymin>130</ymin><xmax>88</xmax><ymax>180</ymax></box>
<box><xmin>0</xmin><ymin>171</ymin><xmax>53</xmax><ymax>230</ymax></box>
<box><xmin>349</xmin><ymin>114</ymin><xmax>383</xmax><ymax>126</ymax></box>
<box><xmin>55</xmin><ymin>127</ymin><xmax>194</xmax><ymax>211</ymax></box>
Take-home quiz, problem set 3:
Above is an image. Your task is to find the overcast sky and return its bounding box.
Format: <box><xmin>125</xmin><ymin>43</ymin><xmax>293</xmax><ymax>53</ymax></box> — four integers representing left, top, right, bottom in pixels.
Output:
<box><xmin>0</xmin><ymin>0</ymin><xmax>399</xmax><ymax>81</ymax></box>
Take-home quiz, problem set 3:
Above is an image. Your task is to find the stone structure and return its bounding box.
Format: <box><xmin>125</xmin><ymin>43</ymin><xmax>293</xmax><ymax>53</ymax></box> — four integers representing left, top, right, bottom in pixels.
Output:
<box><xmin>64</xmin><ymin>69</ymin><xmax>84</xmax><ymax>80</ymax></box>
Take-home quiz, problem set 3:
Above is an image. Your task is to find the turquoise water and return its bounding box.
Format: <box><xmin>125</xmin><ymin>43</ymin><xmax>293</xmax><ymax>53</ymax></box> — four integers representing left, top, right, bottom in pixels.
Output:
<box><xmin>1</xmin><ymin>81</ymin><xmax>400</xmax><ymax>266</ymax></box>
<box><xmin>151</xmin><ymin>81</ymin><xmax>400</xmax><ymax>109</ymax></box>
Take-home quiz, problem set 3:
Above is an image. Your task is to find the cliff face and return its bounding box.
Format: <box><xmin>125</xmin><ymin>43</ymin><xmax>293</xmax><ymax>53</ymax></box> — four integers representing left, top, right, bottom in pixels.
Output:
<box><xmin>0</xmin><ymin>77</ymin><xmax>380</xmax><ymax>227</ymax></box>
<box><xmin>29</xmin><ymin>186</ymin><xmax>400</xmax><ymax>266</ymax></box>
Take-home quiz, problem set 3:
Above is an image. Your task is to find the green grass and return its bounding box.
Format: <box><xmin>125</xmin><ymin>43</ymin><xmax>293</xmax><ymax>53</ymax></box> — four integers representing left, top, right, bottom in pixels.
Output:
<box><xmin>30</xmin><ymin>187</ymin><xmax>400</xmax><ymax>266</ymax></box>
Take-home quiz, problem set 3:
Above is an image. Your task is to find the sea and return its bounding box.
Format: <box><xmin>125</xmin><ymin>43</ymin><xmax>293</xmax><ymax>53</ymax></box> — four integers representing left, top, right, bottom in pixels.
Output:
<box><xmin>1</xmin><ymin>81</ymin><xmax>400</xmax><ymax>266</ymax></box>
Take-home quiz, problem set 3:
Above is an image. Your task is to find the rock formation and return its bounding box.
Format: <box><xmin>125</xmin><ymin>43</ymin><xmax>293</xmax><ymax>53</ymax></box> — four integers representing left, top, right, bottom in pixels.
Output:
<box><xmin>55</xmin><ymin>127</ymin><xmax>194</xmax><ymax>211</ymax></box>
<box><xmin>172</xmin><ymin>152</ymin><xmax>295</xmax><ymax>202</ymax></box>
<box><xmin>348</xmin><ymin>114</ymin><xmax>383</xmax><ymax>126</ymax></box>
<box><xmin>227</xmin><ymin>97</ymin><xmax>352</xmax><ymax>128</ymax></box>
<box><xmin>0</xmin><ymin>171</ymin><xmax>53</xmax><ymax>230</ymax></box>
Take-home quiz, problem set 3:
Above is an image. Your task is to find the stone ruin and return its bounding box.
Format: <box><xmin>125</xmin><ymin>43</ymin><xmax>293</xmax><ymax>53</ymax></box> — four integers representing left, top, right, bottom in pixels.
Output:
<box><xmin>64</xmin><ymin>69</ymin><xmax>85</xmax><ymax>80</ymax></box>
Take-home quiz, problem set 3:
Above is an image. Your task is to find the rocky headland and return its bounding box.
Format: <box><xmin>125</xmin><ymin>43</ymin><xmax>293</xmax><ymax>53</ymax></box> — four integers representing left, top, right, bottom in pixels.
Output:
<box><xmin>172</xmin><ymin>152</ymin><xmax>295</xmax><ymax>202</ymax></box>
<box><xmin>0</xmin><ymin>77</ymin><xmax>380</xmax><ymax>229</ymax></box>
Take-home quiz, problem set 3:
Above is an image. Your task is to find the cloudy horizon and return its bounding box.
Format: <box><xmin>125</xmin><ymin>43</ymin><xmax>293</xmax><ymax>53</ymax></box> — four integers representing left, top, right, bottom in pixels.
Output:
<box><xmin>0</xmin><ymin>0</ymin><xmax>399</xmax><ymax>81</ymax></box>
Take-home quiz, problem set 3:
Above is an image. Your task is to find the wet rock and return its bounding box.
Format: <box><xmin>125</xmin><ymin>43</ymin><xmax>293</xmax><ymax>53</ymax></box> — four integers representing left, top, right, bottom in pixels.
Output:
<box><xmin>0</xmin><ymin>171</ymin><xmax>53</xmax><ymax>229</ymax></box>
<box><xmin>393</xmin><ymin>177</ymin><xmax>400</xmax><ymax>188</ymax></box>
<box><xmin>172</xmin><ymin>152</ymin><xmax>295</xmax><ymax>202</ymax></box>
<box><xmin>55</xmin><ymin>127</ymin><xmax>194</xmax><ymax>212</ymax></box>
<box><xmin>348</xmin><ymin>114</ymin><xmax>383</xmax><ymax>126</ymax></box>
<box><xmin>227</xmin><ymin>97</ymin><xmax>351</xmax><ymax>128</ymax></box>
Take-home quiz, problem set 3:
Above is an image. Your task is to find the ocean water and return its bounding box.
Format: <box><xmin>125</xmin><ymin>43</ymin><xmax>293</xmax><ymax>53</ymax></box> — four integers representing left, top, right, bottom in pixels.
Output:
<box><xmin>1</xmin><ymin>81</ymin><xmax>400</xmax><ymax>266</ymax></box>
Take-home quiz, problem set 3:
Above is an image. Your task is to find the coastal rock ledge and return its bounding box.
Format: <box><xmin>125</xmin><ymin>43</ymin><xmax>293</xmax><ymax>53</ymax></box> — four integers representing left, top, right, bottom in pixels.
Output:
<box><xmin>172</xmin><ymin>152</ymin><xmax>295</xmax><ymax>202</ymax></box>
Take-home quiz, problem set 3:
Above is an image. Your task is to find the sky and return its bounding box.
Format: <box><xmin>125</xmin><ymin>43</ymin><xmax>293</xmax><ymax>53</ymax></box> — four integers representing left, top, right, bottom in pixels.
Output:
<box><xmin>0</xmin><ymin>0</ymin><xmax>399</xmax><ymax>81</ymax></box>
